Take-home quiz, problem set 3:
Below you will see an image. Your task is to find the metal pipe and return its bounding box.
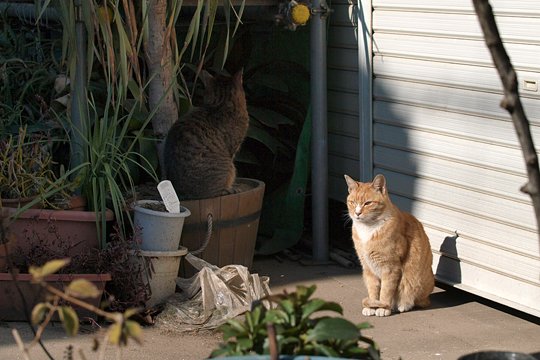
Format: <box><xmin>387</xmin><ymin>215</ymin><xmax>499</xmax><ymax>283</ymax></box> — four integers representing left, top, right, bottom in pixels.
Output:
<box><xmin>357</xmin><ymin>0</ymin><xmax>373</xmax><ymax>182</ymax></box>
<box><xmin>310</xmin><ymin>0</ymin><xmax>329</xmax><ymax>263</ymax></box>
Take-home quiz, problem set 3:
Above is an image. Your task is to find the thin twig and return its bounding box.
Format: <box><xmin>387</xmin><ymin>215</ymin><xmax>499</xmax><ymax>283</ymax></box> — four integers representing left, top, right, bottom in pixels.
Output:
<box><xmin>12</xmin><ymin>329</ymin><xmax>31</xmax><ymax>360</ymax></box>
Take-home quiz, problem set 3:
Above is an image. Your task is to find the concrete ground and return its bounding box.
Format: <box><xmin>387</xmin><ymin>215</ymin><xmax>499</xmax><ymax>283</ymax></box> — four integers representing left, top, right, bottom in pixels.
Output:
<box><xmin>1</xmin><ymin>255</ymin><xmax>539</xmax><ymax>360</ymax></box>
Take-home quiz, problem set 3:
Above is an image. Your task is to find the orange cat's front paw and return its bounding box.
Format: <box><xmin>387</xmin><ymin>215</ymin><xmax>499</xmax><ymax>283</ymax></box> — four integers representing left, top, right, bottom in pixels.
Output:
<box><xmin>362</xmin><ymin>307</ymin><xmax>391</xmax><ymax>316</ymax></box>
<box><xmin>362</xmin><ymin>307</ymin><xmax>376</xmax><ymax>316</ymax></box>
<box><xmin>375</xmin><ymin>308</ymin><xmax>392</xmax><ymax>317</ymax></box>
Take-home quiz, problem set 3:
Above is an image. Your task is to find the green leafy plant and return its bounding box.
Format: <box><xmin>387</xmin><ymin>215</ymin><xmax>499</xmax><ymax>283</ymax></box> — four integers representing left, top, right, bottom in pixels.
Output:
<box><xmin>238</xmin><ymin>59</ymin><xmax>309</xmax><ymax>192</ymax></box>
<box><xmin>0</xmin><ymin>11</ymin><xmax>64</xmax><ymax>134</ymax></box>
<box><xmin>210</xmin><ymin>285</ymin><xmax>380</xmax><ymax>359</ymax></box>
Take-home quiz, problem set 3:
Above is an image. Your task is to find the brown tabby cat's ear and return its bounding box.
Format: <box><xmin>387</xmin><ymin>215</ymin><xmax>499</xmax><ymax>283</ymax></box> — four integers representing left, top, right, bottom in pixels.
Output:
<box><xmin>344</xmin><ymin>174</ymin><xmax>358</xmax><ymax>193</ymax></box>
<box><xmin>233</xmin><ymin>68</ymin><xmax>244</xmax><ymax>86</ymax></box>
<box><xmin>372</xmin><ymin>174</ymin><xmax>387</xmax><ymax>194</ymax></box>
<box><xmin>200</xmin><ymin>70</ymin><xmax>214</xmax><ymax>88</ymax></box>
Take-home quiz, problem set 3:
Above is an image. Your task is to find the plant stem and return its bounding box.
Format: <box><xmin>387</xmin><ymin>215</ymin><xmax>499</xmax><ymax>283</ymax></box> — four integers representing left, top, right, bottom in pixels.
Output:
<box><xmin>43</xmin><ymin>283</ymin><xmax>118</xmax><ymax>321</ymax></box>
<box><xmin>267</xmin><ymin>324</ymin><xmax>279</xmax><ymax>360</ymax></box>
<box><xmin>12</xmin><ymin>329</ymin><xmax>31</xmax><ymax>360</ymax></box>
<box><xmin>29</xmin><ymin>297</ymin><xmax>60</xmax><ymax>349</ymax></box>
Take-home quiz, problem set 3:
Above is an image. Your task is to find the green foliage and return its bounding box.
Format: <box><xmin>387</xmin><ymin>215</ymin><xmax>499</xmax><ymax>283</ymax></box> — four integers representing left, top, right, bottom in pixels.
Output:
<box><xmin>0</xmin><ymin>12</ymin><xmax>64</xmax><ymax>135</ymax></box>
<box><xmin>210</xmin><ymin>285</ymin><xmax>380</xmax><ymax>359</ymax></box>
<box><xmin>238</xmin><ymin>56</ymin><xmax>310</xmax><ymax>194</ymax></box>
<box><xmin>43</xmin><ymin>0</ymin><xmax>245</xmax><ymax>104</ymax></box>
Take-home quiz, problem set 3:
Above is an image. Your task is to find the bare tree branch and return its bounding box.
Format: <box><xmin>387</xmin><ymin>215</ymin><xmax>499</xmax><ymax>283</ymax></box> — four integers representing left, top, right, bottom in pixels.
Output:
<box><xmin>472</xmin><ymin>0</ymin><xmax>540</xmax><ymax>237</ymax></box>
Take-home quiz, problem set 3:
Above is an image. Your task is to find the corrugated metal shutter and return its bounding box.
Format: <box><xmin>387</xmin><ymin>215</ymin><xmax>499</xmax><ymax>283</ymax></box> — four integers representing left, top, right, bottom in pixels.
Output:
<box><xmin>328</xmin><ymin>0</ymin><xmax>363</xmax><ymax>196</ymax></box>
<box><xmin>328</xmin><ymin>0</ymin><xmax>540</xmax><ymax>316</ymax></box>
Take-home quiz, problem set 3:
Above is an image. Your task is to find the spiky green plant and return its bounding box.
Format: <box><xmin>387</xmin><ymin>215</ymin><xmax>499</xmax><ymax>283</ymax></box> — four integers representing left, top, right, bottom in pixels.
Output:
<box><xmin>69</xmin><ymin>83</ymin><xmax>159</xmax><ymax>247</ymax></box>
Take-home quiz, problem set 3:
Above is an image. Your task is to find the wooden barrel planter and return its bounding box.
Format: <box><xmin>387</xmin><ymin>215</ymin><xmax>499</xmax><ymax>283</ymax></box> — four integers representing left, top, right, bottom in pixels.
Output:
<box><xmin>179</xmin><ymin>178</ymin><xmax>265</xmax><ymax>277</ymax></box>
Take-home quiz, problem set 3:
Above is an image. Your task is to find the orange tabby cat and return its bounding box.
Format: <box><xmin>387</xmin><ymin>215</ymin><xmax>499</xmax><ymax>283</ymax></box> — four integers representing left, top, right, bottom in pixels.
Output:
<box><xmin>344</xmin><ymin>174</ymin><xmax>434</xmax><ymax>316</ymax></box>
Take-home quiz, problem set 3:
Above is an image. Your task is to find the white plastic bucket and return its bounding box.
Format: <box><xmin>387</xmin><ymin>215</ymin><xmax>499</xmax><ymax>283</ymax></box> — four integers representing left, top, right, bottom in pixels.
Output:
<box><xmin>136</xmin><ymin>247</ymin><xmax>188</xmax><ymax>307</ymax></box>
<box><xmin>133</xmin><ymin>200</ymin><xmax>191</xmax><ymax>251</ymax></box>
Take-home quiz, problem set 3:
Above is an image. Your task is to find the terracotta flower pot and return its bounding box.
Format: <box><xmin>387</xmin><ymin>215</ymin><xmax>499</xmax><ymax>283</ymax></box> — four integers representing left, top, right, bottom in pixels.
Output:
<box><xmin>1</xmin><ymin>196</ymin><xmax>42</xmax><ymax>209</ymax></box>
<box><xmin>65</xmin><ymin>195</ymin><xmax>87</xmax><ymax>211</ymax></box>
<box><xmin>0</xmin><ymin>272</ymin><xmax>111</xmax><ymax>321</ymax></box>
<box><xmin>0</xmin><ymin>240</ymin><xmax>10</xmax><ymax>272</ymax></box>
<box><xmin>2</xmin><ymin>207</ymin><xmax>114</xmax><ymax>259</ymax></box>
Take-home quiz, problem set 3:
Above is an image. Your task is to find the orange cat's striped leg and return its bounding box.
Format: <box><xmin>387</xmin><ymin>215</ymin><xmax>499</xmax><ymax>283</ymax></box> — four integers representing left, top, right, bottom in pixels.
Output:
<box><xmin>361</xmin><ymin>268</ymin><xmax>381</xmax><ymax>316</ymax></box>
<box><xmin>374</xmin><ymin>269</ymin><xmax>401</xmax><ymax>316</ymax></box>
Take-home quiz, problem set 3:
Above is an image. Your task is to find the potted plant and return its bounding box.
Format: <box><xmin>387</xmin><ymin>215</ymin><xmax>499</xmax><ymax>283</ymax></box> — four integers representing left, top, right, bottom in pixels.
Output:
<box><xmin>209</xmin><ymin>285</ymin><xmax>380</xmax><ymax>359</ymax></box>
<box><xmin>0</xmin><ymin>123</ymin><xmax>117</xmax><ymax>261</ymax></box>
<box><xmin>178</xmin><ymin>177</ymin><xmax>265</xmax><ymax>276</ymax></box>
<box><xmin>0</xmin><ymin>222</ymin><xmax>113</xmax><ymax>322</ymax></box>
<box><xmin>0</xmin><ymin>220</ymin><xmax>154</xmax><ymax>322</ymax></box>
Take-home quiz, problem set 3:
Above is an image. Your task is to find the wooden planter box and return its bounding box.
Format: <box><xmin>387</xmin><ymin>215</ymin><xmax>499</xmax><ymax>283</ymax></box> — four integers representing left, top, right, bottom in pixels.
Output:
<box><xmin>180</xmin><ymin>178</ymin><xmax>265</xmax><ymax>277</ymax></box>
<box><xmin>0</xmin><ymin>273</ymin><xmax>111</xmax><ymax>322</ymax></box>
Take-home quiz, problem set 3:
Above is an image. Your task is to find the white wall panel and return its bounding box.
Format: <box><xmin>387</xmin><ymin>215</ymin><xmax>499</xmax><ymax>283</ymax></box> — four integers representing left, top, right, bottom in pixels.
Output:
<box><xmin>372</xmin><ymin>0</ymin><xmax>540</xmax><ymax>14</ymax></box>
<box><xmin>374</xmin><ymin>11</ymin><xmax>540</xmax><ymax>42</ymax></box>
<box><xmin>374</xmin><ymin>102</ymin><xmax>540</xmax><ymax>146</ymax></box>
<box><xmin>373</xmin><ymin>57</ymin><xmax>540</xmax><ymax>100</ymax></box>
<box><xmin>373</xmin><ymin>147</ymin><xmax>530</xmax><ymax>203</ymax></box>
<box><xmin>379</xmin><ymin>170</ymin><xmax>537</xmax><ymax>232</ymax></box>
<box><xmin>373</xmin><ymin>78</ymin><xmax>540</xmax><ymax>122</ymax></box>
<box><xmin>374</xmin><ymin>124</ymin><xmax>529</xmax><ymax>174</ymax></box>
<box><xmin>373</xmin><ymin>33</ymin><xmax>540</xmax><ymax>70</ymax></box>
<box><xmin>390</xmin><ymin>194</ymin><xmax>538</xmax><ymax>258</ymax></box>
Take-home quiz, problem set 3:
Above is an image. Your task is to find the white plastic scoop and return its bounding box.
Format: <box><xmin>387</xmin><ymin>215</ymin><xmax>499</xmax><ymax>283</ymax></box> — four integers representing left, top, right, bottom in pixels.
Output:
<box><xmin>157</xmin><ymin>180</ymin><xmax>180</xmax><ymax>213</ymax></box>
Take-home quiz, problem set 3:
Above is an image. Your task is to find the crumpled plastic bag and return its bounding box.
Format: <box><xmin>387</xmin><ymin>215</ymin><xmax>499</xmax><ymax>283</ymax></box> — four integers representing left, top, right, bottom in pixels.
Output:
<box><xmin>155</xmin><ymin>253</ymin><xmax>271</xmax><ymax>333</ymax></box>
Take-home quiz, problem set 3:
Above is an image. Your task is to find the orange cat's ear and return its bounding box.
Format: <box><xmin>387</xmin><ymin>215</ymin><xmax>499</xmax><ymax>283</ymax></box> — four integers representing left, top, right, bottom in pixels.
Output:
<box><xmin>344</xmin><ymin>174</ymin><xmax>358</xmax><ymax>193</ymax></box>
<box><xmin>372</xmin><ymin>174</ymin><xmax>387</xmax><ymax>194</ymax></box>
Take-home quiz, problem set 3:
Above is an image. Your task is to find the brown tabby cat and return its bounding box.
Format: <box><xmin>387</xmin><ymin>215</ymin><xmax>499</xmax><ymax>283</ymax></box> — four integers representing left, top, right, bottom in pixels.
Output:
<box><xmin>164</xmin><ymin>69</ymin><xmax>249</xmax><ymax>200</ymax></box>
<box><xmin>344</xmin><ymin>174</ymin><xmax>434</xmax><ymax>316</ymax></box>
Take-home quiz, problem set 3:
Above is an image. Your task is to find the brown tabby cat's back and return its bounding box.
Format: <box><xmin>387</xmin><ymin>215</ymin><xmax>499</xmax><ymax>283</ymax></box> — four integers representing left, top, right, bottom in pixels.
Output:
<box><xmin>164</xmin><ymin>69</ymin><xmax>249</xmax><ymax>200</ymax></box>
<box><xmin>344</xmin><ymin>174</ymin><xmax>434</xmax><ymax>317</ymax></box>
